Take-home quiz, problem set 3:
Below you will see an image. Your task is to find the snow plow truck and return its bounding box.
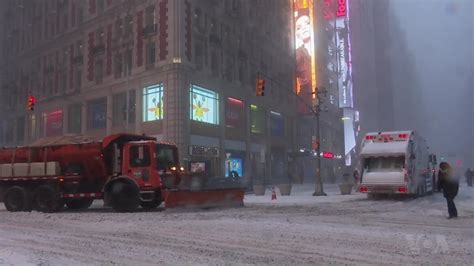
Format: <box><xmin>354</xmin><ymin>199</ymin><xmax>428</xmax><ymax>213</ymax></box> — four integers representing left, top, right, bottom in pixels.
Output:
<box><xmin>0</xmin><ymin>134</ymin><xmax>245</xmax><ymax>212</ymax></box>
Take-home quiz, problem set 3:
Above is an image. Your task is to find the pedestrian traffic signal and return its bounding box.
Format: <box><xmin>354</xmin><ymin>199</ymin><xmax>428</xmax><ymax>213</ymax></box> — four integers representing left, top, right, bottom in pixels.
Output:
<box><xmin>256</xmin><ymin>78</ymin><xmax>265</xmax><ymax>96</ymax></box>
<box><xmin>27</xmin><ymin>95</ymin><xmax>36</xmax><ymax>111</ymax></box>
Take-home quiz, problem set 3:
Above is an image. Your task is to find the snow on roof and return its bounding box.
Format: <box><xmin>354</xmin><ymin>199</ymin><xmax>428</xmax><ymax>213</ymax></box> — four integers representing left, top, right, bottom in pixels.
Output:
<box><xmin>365</xmin><ymin>130</ymin><xmax>413</xmax><ymax>136</ymax></box>
<box><xmin>29</xmin><ymin>134</ymin><xmax>97</xmax><ymax>147</ymax></box>
<box><xmin>360</xmin><ymin>141</ymin><xmax>408</xmax><ymax>157</ymax></box>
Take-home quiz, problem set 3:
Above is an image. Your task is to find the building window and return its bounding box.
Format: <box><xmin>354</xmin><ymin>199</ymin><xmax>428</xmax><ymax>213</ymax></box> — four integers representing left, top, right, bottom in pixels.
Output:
<box><xmin>44</xmin><ymin>110</ymin><xmax>64</xmax><ymax>137</ymax></box>
<box><xmin>143</xmin><ymin>84</ymin><xmax>164</xmax><ymax>122</ymax></box>
<box><xmin>190</xmin><ymin>85</ymin><xmax>219</xmax><ymax>125</ymax></box>
<box><xmin>250</xmin><ymin>104</ymin><xmax>265</xmax><ymax>134</ymax></box>
<box><xmin>225</xmin><ymin>97</ymin><xmax>244</xmax><ymax>129</ymax></box>
<box><xmin>145</xmin><ymin>5</ymin><xmax>156</xmax><ymax>26</ymax></box>
<box><xmin>270</xmin><ymin>111</ymin><xmax>284</xmax><ymax>137</ymax></box>
<box><xmin>146</xmin><ymin>42</ymin><xmax>156</xmax><ymax>65</ymax></box>
<box><xmin>68</xmin><ymin>104</ymin><xmax>82</xmax><ymax>133</ymax></box>
<box><xmin>88</xmin><ymin>98</ymin><xmax>107</xmax><ymax>129</ymax></box>
<box><xmin>75</xmin><ymin>68</ymin><xmax>82</xmax><ymax>90</ymax></box>
<box><xmin>97</xmin><ymin>0</ymin><xmax>105</xmax><ymax>13</ymax></box>
<box><xmin>113</xmin><ymin>90</ymin><xmax>136</xmax><ymax>126</ymax></box>
<box><xmin>16</xmin><ymin>117</ymin><xmax>25</xmax><ymax>143</ymax></box>
<box><xmin>114</xmin><ymin>52</ymin><xmax>123</xmax><ymax>78</ymax></box>
<box><xmin>115</xmin><ymin>18</ymin><xmax>123</xmax><ymax>39</ymax></box>
<box><xmin>95</xmin><ymin>60</ymin><xmax>104</xmax><ymax>82</ymax></box>
<box><xmin>124</xmin><ymin>49</ymin><xmax>132</xmax><ymax>76</ymax></box>
<box><xmin>124</xmin><ymin>15</ymin><xmax>133</xmax><ymax>36</ymax></box>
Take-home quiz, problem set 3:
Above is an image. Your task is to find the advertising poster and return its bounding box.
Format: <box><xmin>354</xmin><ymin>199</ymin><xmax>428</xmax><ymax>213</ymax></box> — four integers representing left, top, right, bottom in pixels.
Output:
<box><xmin>143</xmin><ymin>84</ymin><xmax>164</xmax><ymax>122</ymax></box>
<box><xmin>225</xmin><ymin>97</ymin><xmax>244</xmax><ymax>129</ymax></box>
<box><xmin>294</xmin><ymin>0</ymin><xmax>316</xmax><ymax>114</ymax></box>
<box><xmin>225</xmin><ymin>158</ymin><xmax>243</xmax><ymax>178</ymax></box>
<box><xmin>190</xmin><ymin>85</ymin><xmax>219</xmax><ymax>124</ymax></box>
<box><xmin>45</xmin><ymin>110</ymin><xmax>63</xmax><ymax>137</ymax></box>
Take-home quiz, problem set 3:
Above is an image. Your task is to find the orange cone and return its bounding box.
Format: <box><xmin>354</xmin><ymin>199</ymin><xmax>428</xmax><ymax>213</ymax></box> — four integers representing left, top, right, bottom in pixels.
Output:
<box><xmin>271</xmin><ymin>188</ymin><xmax>277</xmax><ymax>201</ymax></box>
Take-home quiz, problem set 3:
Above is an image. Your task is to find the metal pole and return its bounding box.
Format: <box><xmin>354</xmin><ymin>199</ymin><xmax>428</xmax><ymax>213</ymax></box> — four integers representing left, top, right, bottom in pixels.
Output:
<box><xmin>313</xmin><ymin>90</ymin><xmax>327</xmax><ymax>196</ymax></box>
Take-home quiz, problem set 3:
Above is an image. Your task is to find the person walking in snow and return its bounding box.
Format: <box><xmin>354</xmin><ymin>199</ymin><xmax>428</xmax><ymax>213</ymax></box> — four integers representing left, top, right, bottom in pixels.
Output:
<box><xmin>465</xmin><ymin>168</ymin><xmax>473</xmax><ymax>187</ymax></box>
<box><xmin>438</xmin><ymin>162</ymin><xmax>459</xmax><ymax>219</ymax></box>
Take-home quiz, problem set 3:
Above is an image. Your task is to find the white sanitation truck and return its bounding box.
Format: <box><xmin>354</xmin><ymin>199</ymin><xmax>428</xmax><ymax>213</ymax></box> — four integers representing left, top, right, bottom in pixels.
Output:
<box><xmin>358</xmin><ymin>131</ymin><xmax>433</xmax><ymax>197</ymax></box>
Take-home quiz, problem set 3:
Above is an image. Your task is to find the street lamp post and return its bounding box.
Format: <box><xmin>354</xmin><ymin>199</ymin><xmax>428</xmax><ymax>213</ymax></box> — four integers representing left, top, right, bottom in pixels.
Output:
<box><xmin>313</xmin><ymin>87</ymin><xmax>328</xmax><ymax>196</ymax></box>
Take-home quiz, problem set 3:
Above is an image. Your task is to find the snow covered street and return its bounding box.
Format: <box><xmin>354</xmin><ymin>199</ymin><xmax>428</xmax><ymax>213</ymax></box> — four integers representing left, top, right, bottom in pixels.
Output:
<box><xmin>0</xmin><ymin>184</ymin><xmax>473</xmax><ymax>265</ymax></box>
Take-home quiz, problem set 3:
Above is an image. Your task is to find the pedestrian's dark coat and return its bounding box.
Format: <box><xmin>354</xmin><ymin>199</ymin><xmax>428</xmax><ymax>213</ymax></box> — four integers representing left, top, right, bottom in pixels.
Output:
<box><xmin>438</xmin><ymin>163</ymin><xmax>459</xmax><ymax>199</ymax></box>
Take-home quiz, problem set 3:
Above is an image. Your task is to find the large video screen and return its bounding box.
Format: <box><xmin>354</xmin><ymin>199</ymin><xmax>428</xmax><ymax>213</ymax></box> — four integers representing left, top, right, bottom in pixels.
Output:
<box><xmin>294</xmin><ymin>0</ymin><xmax>317</xmax><ymax>114</ymax></box>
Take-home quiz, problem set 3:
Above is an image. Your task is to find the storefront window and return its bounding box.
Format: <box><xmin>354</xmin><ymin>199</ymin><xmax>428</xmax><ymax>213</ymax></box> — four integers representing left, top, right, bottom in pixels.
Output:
<box><xmin>190</xmin><ymin>85</ymin><xmax>219</xmax><ymax>124</ymax></box>
<box><xmin>113</xmin><ymin>90</ymin><xmax>135</xmax><ymax>126</ymax></box>
<box><xmin>250</xmin><ymin>104</ymin><xmax>265</xmax><ymax>134</ymax></box>
<box><xmin>270</xmin><ymin>111</ymin><xmax>284</xmax><ymax>137</ymax></box>
<box><xmin>68</xmin><ymin>104</ymin><xmax>82</xmax><ymax>133</ymax></box>
<box><xmin>143</xmin><ymin>84</ymin><xmax>164</xmax><ymax>122</ymax></box>
<box><xmin>45</xmin><ymin>109</ymin><xmax>63</xmax><ymax>137</ymax></box>
<box><xmin>88</xmin><ymin>98</ymin><xmax>107</xmax><ymax>129</ymax></box>
<box><xmin>226</xmin><ymin>97</ymin><xmax>244</xmax><ymax>129</ymax></box>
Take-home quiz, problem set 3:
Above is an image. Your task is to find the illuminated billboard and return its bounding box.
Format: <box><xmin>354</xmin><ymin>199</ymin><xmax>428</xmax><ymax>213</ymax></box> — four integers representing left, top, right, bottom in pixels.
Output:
<box><xmin>143</xmin><ymin>84</ymin><xmax>164</xmax><ymax>122</ymax></box>
<box><xmin>294</xmin><ymin>0</ymin><xmax>317</xmax><ymax>114</ymax></box>
<box><xmin>190</xmin><ymin>85</ymin><xmax>219</xmax><ymax>125</ymax></box>
<box><xmin>322</xmin><ymin>0</ymin><xmax>353</xmax><ymax>108</ymax></box>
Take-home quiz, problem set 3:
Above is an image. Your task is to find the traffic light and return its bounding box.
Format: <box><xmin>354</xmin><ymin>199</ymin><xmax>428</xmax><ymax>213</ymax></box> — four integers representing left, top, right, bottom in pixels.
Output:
<box><xmin>27</xmin><ymin>95</ymin><xmax>36</xmax><ymax>111</ymax></box>
<box><xmin>256</xmin><ymin>78</ymin><xmax>265</xmax><ymax>96</ymax></box>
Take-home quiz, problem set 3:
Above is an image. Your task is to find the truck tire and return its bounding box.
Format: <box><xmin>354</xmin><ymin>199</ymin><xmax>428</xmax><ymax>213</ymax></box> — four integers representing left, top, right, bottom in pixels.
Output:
<box><xmin>109</xmin><ymin>182</ymin><xmax>140</xmax><ymax>212</ymax></box>
<box><xmin>4</xmin><ymin>186</ymin><xmax>30</xmax><ymax>212</ymax></box>
<box><xmin>65</xmin><ymin>198</ymin><xmax>94</xmax><ymax>210</ymax></box>
<box><xmin>33</xmin><ymin>185</ymin><xmax>63</xmax><ymax>213</ymax></box>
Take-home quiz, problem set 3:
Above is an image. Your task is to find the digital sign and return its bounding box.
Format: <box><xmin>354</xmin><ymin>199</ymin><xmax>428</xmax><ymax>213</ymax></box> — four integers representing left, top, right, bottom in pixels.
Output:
<box><xmin>294</xmin><ymin>0</ymin><xmax>317</xmax><ymax>114</ymax></box>
<box><xmin>190</xmin><ymin>85</ymin><xmax>219</xmax><ymax>125</ymax></box>
<box><xmin>225</xmin><ymin>97</ymin><xmax>244</xmax><ymax>129</ymax></box>
<box><xmin>143</xmin><ymin>84</ymin><xmax>164</xmax><ymax>122</ymax></box>
<box><xmin>225</xmin><ymin>158</ymin><xmax>243</xmax><ymax>178</ymax></box>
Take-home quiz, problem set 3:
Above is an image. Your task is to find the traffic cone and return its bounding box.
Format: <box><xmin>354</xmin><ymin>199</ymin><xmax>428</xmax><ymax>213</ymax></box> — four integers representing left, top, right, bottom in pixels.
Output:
<box><xmin>271</xmin><ymin>188</ymin><xmax>277</xmax><ymax>201</ymax></box>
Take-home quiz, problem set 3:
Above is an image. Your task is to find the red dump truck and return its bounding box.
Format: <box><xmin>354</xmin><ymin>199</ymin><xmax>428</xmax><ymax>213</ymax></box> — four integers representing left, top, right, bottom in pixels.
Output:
<box><xmin>0</xmin><ymin>134</ymin><xmax>245</xmax><ymax>212</ymax></box>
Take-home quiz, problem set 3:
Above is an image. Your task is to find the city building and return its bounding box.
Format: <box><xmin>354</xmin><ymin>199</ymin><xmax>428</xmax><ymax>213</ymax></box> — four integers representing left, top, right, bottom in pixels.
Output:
<box><xmin>0</xmin><ymin>0</ymin><xmax>296</xmax><ymax>185</ymax></box>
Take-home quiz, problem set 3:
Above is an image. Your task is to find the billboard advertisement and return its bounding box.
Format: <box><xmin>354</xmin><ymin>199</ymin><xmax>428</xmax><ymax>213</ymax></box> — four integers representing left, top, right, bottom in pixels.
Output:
<box><xmin>225</xmin><ymin>97</ymin><xmax>244</xmax><ymax>129</ymax></box>
<box><xmin>294</xmin><ymin>0</ymin><xmax>317</xmax><ymax>114</ymax></box>
<box><xmin>190</xmin><ymin>85</ymin><xmax>219</xmax><ymax>125</ymax></box>
<box><xmin>143</xmin><ymin>84</ymin><xmax>164</xmax><ymax>122</ymax></box>
<box><xmin>322</xmin><ymin>0</ymin><xmax>353</xmax><ymax>108</ymax></box>
<box><xmin>45</xmin><ymin>110</ymin><xmax>63</xmax><ymax>137</ymax></box>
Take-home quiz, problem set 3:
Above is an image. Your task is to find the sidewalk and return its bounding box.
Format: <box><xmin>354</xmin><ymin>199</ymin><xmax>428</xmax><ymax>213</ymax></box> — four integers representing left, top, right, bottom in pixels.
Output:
<box><xmin>244</xmin><ymin>183</ymin><xmax>365</xmax><ymax>206</ymax></box>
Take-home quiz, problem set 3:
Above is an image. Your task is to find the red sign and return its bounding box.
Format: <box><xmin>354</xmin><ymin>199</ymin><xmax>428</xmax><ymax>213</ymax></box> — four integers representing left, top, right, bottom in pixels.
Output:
<box><xmin>336</xmin><ymin>0</ymin><xmax>347</xmax><ymax>17</ymax></box>
<box><xmin>322</xmin><ymin>152</ymin><xmax>335</xmax><ymax>159</ymax></box>
<box><xmin>323</xmin><ymin>0</ymin><xmax>347</xmax><ymax>19</ymax></box>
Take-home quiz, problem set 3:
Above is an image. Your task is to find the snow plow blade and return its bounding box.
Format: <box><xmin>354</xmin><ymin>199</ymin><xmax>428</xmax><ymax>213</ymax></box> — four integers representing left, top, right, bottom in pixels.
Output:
<box><xmin>163</xmin><ymin>188</ymin><xmax>245</xmax><ymax>209</ymax></box>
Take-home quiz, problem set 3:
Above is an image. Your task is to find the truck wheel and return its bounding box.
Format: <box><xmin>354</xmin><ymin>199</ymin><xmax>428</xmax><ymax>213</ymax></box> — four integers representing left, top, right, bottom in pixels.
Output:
<box><xmin>110</xmin><ymin>182</ymin><xmax>140</xmax><ymax>212</ymax></box>
<box><xmin>65</xmin><ymin>198</ymin><xmax>94</xmax><ymax>210</ymax></box>
<box><xmin>4</xmin><ymin>186</ymin><xmax>30</xmax><ymax>212</ymax></box>
<box><xmin>33</xmin><ymin>185</ymin><xmax>63</xmax><ymax>213</ymax></box>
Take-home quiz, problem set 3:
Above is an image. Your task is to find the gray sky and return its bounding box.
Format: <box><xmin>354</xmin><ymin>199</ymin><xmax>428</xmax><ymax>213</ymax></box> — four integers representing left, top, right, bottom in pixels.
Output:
<box><xmin>389</xmin><ymin>0</ymin><xmax>473</xmax><ymax>165</ymax></box>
